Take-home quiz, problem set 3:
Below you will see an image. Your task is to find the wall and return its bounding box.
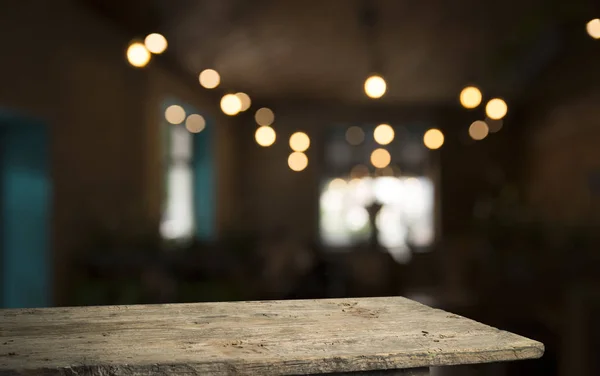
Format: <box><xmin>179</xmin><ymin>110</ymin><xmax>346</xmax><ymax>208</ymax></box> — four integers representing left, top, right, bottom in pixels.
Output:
<box><xmin>0</xmin><ymin>0</ymin><xmax>239</xmax><ymax>305</ymax></box>
<box><xmin>523</xmin><ymin>41</ymin><xmax>600</xmax><ymax>223</ymax></box>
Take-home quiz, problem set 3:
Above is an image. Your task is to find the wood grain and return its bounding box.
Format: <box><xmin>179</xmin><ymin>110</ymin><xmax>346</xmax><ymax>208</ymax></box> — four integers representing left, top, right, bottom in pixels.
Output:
<box><xmin>0</xmin><ymin>297</ymin><xmax>543</xmax><ymax>375</ymax></box>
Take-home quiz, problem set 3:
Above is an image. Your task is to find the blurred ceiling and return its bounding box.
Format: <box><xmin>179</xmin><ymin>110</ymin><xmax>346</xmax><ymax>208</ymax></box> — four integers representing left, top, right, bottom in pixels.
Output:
<box><xmin>84</xmin><ymin>0</ymin><xmax>595</xmax><ymax>105</ymax></box>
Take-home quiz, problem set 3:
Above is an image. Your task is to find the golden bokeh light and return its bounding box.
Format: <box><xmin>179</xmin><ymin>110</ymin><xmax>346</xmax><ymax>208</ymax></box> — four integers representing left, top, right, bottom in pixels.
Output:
<box><xmin>255</xmin><ymin>107</ymin><xmax>275</xmax><ymax>126</ymax></box>
<box><xmin>485</xmin><ymin>98</ymin><xmax>508</xmax><ymax>120</ymax></box>
<box><xmin>423</xmin><ymin>128</ymin><xmax>444</xmax><ymax>150</ymax></box>
<box><xmin>288</xmin><ymin>152</ymin><xmax>308</xmax><ymax>172</ymax></box>
<box><xmin>220</xmin><ymin>94</ymin><xmax>242</xmax><ymax>116</ymax></box>
<box><xmin>364</xmin><ymin>75</ymin><xmax>387</xmax><ymax>99</ymax></box>
<box><xmin>165</xmin><ymin>105</ymin><xmax>186</xmax><ymax>125</ymax></box>
<box><xmin>255</xmin><ymin>126</ymin><xmax>276</xmax><ymax>147</ymax></box>
<box><xmin>126</xmin><ymin>42</ymin><xmax>151</xmax><ymax>68</ymax></box>
<box><xmin>459</xmin><ymin>86</ymin><xmax>482</xmax><ymax>109</ymax></box>
<box><xmin>289</xmin><ymin>132</ymin><xmax>310</xmax><ymax>152</ymax></box>
<box><xmin>378</xmin><ymin>166</ymin><xmax>395</xmax><ymax>176</ymax></box>
<box><xmin>346</xmin><ymin>126</ymin><xmax>365</xmax><ymax>145</ymax></box>
<box><xmin>236</xmin><ymin>92</ymin><xmax>251</xmax><ymax>111</ymax></box>
<box><xmin>486</xmin><ymin>117</ymin><xmax>503</xmax><ymax>133</ymax></box>
<box><xmin>587</xmin><ymin>19</ymin><xmax>600</xmax><ymax>39</ymax></box>
<box><xmin>185</xmin><ymin>114</ymin><xmax>205</xmax><ymax>133</ymax></box>
<box><xmin>351</xmin><ymin>164</ymin><xmax>369</xmax><ymax>178</ymax></box>
<box><xmin>328</xmin><ymin>178</ymin><xmax>347</xmax><ymax>190</ymax></box>
<box><xmin>370</xmin><ymin>148</ymin><xmax>391</xmax><ymax>168</ymax></box>
<box><xmin>373</xmin><ymin>123</ymin><xmax>395</xmax><ymax>145</ymax></box>
<box><xmin>144</xmin><ymin>33</ymin><xmax>168</xmax><ymax>54</ymax></box>
<box><xmin>468</xmin><ymin>120</ymin><xmax>489</xmax><ymax>140</ymax></box>
<box><xmin>199</xmin><ymin>69</ymin><xmax>220</xmax><ymax>89</ymax></box>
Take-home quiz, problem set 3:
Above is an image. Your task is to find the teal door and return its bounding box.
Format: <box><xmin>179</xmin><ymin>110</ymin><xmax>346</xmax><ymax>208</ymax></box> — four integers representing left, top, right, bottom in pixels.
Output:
<box><xmin>0</xmin><ymin>113</ymin><xmax>51</xmax><ymax>308</ymax></box>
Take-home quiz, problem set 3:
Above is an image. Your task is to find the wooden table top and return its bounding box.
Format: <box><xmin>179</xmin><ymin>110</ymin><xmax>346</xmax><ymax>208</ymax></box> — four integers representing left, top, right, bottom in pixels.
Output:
<box><xmin>0</xmin><ymin>297</ymin><xmax>544</xmax><ymax>375</ymax></box>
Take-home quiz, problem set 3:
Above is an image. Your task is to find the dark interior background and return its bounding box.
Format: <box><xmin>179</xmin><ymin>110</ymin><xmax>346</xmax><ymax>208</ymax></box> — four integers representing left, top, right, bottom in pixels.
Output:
<box><xmin>2</xmin><ymin>0</ymin><xmax>600</xmax><ymax>375</ymax></box>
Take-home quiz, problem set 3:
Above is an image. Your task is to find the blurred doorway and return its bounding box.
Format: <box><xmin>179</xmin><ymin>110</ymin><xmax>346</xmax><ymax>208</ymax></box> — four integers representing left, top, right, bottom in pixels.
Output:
<box><xmin>0</xmin><ymin>112</ymin><xmax>51</xmax><ymax>308</ymax></box>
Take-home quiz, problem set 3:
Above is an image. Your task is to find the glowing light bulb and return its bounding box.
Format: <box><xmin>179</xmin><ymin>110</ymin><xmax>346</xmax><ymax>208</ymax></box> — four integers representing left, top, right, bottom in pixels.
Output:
<box><xmin>144</xmin><ymin>33</ymin><xmax>167</xmax><ymax>54</ymax></box>
<box><xmin>185</xmin><ymin>114</ymin><xmax>205</xmax><ymax>133</ymax></box>
<box><xmin>486</xmin><ymin>98</ymin><xmax>508</xmax><ymax>120</ymax></box>
<box><xmin>126</xmin><ymin>42</ymin><xmax>151</xmax><ymax>68</ymax></box>
<box><xmin>374</xmin><ymin>124</ymin><xmax>395</xmax><ymax>145</ymax></box>
<box><xmin>370</xmin><ymin>148</ymin><xmax>391</xmax><ymax>168</ymax></box>
<box><xmin>364</xmin><ymin>75</ymin><xmax>387</xmax><ymax>99</ymax></box>
<box><xmin>468</xmin><ymin>120</ymin><xmax>489</xmax><ymax>140</ymax></box>
<box><xmin>587</xmin><ymin>19</ymin><xmax>600</xmax><ymax>39</ymax></box>
<box><xmin>199</xmin><ymin>69</ymin><xmax>220</xmax><ymax>89</ymax></box>
<box><xmin>255</xmin><ymin>107</ymin><xmax>275</xmax><ymax>126</ymax></box>
<box><xmin>289</xmin><ymin>132</ymin><xmax>310</xmax><ymax>152</ymax></box>
<box><xmin>236</xmin><ymin>93</ymin><xmax>251</xmax><ymax>111</ymax></box>
<box><xmin>459</xmin><ymin>86</ymin><xmax>482</xmax><ymax>109</ymax></box>
<box><xmin>255</xmin><ymin>126</ymin><xmax>276</xmax><ymax>147</ymax></box>
<box><xmin>165</xmin><ymin>105</ymin><xmax>186</xmax><ymax>124</ymax></box>
<box><xmin>423</xmin><ymin>128</ymin><xmax>444</xmax><ymax>150</ymax></box>
<box><xmin>220</xmin><ymin>94</ymin><xmax>242</xmax><ymax>116</ymax></box>
<box><xmin>288</xmin><ymin>152</ymin><xmax>308</xmax><ymax>171</ymax></box>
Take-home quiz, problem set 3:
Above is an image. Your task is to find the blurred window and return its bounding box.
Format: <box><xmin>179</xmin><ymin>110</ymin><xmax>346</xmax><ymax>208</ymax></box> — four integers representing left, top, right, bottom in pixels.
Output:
<box><xmin>161</xmin><ymin>123</ymin><xmax>195</xmax><ymax>240</ymax></box>
<box><xmin>320</xmin><ymin>176</ymin><xmax>434</xmax><ymax>249</ymax></box>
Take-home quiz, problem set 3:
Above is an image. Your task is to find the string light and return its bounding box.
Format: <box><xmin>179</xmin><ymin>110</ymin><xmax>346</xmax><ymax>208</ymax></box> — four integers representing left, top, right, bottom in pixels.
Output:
<box><xmin>220</xmin><ymin>94</ymin><xmax>242</xmax><ymax>116</ymax></box>
<box><xmin>459</xmin><ymin>86</ymin><xmax>482</xmax><ymax>109</ymax></box>
<box><xmin>236</xmin><ymin>93</ymin><xmax>251</xmax><ymax>111</ymax></box>
<box><xmin>423</xmin><ymin>128</ymin><xmax>444</xmax><ymax>150</ymax></box>
<box><xmin>255</xmin><ymin>126</ymin><xmax>276</xmax><ymax>147</ymax></box>
<box><xmin>255</xmin><ymin>107</ymin><xmax>275</xmax><ymax>126</ymax></box>
<box><xmin>485</xmin><ymin>98</ymin><xmax>508</xmax><ymax>120</ymax></box>
<box><xmin>288</xmin><ymin>152</ymin><xmax>308</xmax><ymax>171</ymax></box>
<box><xmin>289</xmin><ymin>132</ymin><xmax>310</xmax><ymax>152</ymax></box>
<box><xmin>199</xmin><ymin>69</ymin><xmax>220</xmax><ymax>89</ymax></box>
<box><xmin>364</xmin><ymin>75</ymin><xmax>387</xmax><ymax>99</ymax></box>
<box><xmin>165</xmin><ymin>105</ymin><xmax>186</xmax><ymax>125</ymax></box>
<box><xmin>468</xmin><ymin>120</ymin><xmax>489</xmax><ymax>140</ymax></box>
<box><xmin>126</xmin><ymin>42</ymin><xmax>151</xmax><ymax>68</ymax></box>
<box><xmin>373</xmin><ymin>124</ymin><xmax>394</xmax><ymax>145</ymax></box>
<box><xmin>144</xmin><ymin>33</ymin><xmax>168</xmax><ymax>54</ymax></box>
<box><xmin>185</xmin><ymin>114</ymin><xmax>205</xmax><ymax>133</ymax></box>
<box><xmin>586</xmin><ymin>19</ymin><xmax>600</xmax><ymax>39</ymax></box>
<box><xmin>370</xmin><ymin>148</ymin><xmax>391</xmax><ymax>168</ymax></box>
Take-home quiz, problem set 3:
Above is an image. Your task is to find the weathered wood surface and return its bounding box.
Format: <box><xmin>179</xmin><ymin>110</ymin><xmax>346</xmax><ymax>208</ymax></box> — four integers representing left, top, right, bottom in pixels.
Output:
<box><xmin>0</xmin><ymin>297</ymin><xmax>543</xmax><ymax>375</ymax></box>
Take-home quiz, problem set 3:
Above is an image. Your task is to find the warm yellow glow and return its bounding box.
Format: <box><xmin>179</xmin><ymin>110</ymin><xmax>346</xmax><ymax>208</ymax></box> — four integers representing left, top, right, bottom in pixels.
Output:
<box><xmin>364</xmin><ymin>75</ymin><xmax>387</xmax><ymax>99</ymax></box>
<box><xmin>486</xmin><ymin>98</ymin><xmax>508</xmax><ymax>120</ymax></box>
<box><xmin>370</xmin><ymin>148</ymin><xmax>391</xmax><ymax>168</ymax></box>
<box><xmin>199</xmin><ymin>69</ymin><xmax>220</xmax><ymax>89</ymax></box>
<box><xmin>469</xmin><ymin>120</ymin><xmax>489</xmax><ymax>140</ymax></box>
<box><xmin>423</xmin><ymin>128</ymin><xmax>444</xmax><ymax>150</ymax></box>
<box><xmin>185</xmin><ymin>114</ymin><xmax>205</xmax><ymax>133</ymax></box>
<box><xmin>236</xmin><ymin>92</ymin><xmax>251</xmax><ymax>111</ymax></box>
<box><xmin>288</xmin><ymin>152</ymin><xmax>308</xmax><ymax>171</ymax></box>
<box><xmin>346</xmin><ymin>126</ymin><xmax>364</xmax><ymax>145</ymax></box>
<box><xmin>144</xmin><ymin>33</ymin><xmax>168</xmax><ymax>54</ymax></box>
<box><xmin>165</xmin><ymin>105</ymin><xmax>186</xmax><ymax>124</ymax></box>
<box><xmin>351</xmin><ymin>164</ymin><xmax>369</xmax><ymax>178</ymax></box>
<box><xmin>587</xmin><ymin>19</ymin><xmax>600</xmax><ymax>39</ymax></box>
<box><xmin>255</xmin><ymin>126</ymin><xmax>276</xmax><ymax>147</ymax></box>
<box><xmin>373</xmin><ymin>123</ymin><xmax>395</xmax><ymax>145</ymax></box>
<box><xmin>255</xmin><ymin>107</ymin><xmax>275</xmax><ymax>126</ymax></box>
<box><xmin>459</xmin><ymin>86</ymin><xmax>482</xmax><ymax>109</ymax></box>
<box><xmin>126</xmin><ymin>42</ymin><xmax>151</xmax><ymax>68</ymax></box>
<box><xmin>329</xmin><ymin>178</ymin><xmax>347</xmax><ymax>190</ymax></box>
<box><xmin>220</xmin><ymin>94</ymin><xmax>242</xmax><ymax>116</ymax></box>
<box><xmin>289</xmin><ymin>132</ymin><xmax>310</xmax><ymax>152</ymax></box>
